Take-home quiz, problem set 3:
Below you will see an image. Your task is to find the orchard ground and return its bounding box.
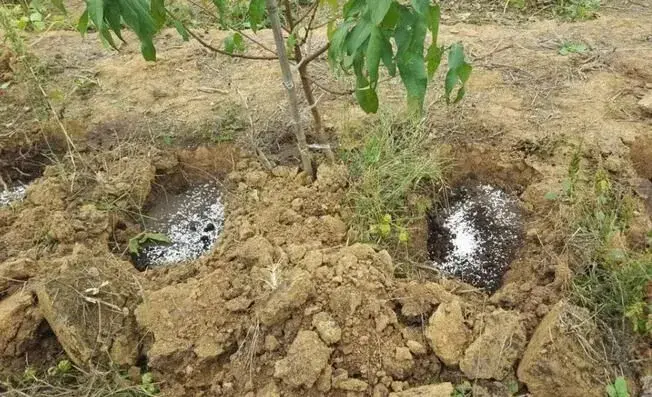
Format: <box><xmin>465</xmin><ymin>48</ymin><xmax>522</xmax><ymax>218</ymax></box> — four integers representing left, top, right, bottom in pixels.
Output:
<box><xmin>0</xmin><ymin>0</ymin><xmax>651</xmax><ymax>396</ymax></box>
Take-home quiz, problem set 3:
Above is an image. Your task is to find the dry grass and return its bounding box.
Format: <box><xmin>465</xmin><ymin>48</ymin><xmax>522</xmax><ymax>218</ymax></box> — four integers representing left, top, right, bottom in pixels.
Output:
<box><xmin>1</xmin><ymin>364</ymin><xmax>159</xmax><ymax>397</ymax></box>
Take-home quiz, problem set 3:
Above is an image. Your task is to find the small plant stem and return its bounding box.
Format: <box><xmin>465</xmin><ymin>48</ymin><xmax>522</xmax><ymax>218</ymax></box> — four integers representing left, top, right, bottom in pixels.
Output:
<box><xmin>281</xmin><ymin>0</ymin><xmax>334</xmax><ymax>163</ymax></box>
<box><xmin>265</xmin><ymin>0</ymin><xmax>313</xmax><ymax>176</ymax></box>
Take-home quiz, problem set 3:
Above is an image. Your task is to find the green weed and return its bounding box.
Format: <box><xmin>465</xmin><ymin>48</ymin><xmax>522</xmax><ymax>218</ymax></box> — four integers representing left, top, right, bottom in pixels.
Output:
<box><xmin>341</xmin><ymin>113</ymin><xmax>446</xmax><ymax>244</ymax></box>
<box><xmin>556</xmin><ymin>0</ymin><xmax>600</xmax><ymax>20</ymax></box>
<box><xmin>128</xmin><ymin>231</ymin><xmax>171</xmax><ymax>255</ymax></box>
<box><xmin>452</xmin><ymin>381</ymin><xmax>472</xmax><ymax>397</ymax></box>
<box><xmin>548</xmin><ymin>158</ymin><xmax>651</xmax><ymax>337</ymax></box>
<box><xmin>606</xmin><ymin>377</ymin><xmax>630</xmax><ymax>397</ymax></box>
<box><xmin>558</xmin><ymin>41</ymin><xmax>589</xmax><ymax>56</ymax></box>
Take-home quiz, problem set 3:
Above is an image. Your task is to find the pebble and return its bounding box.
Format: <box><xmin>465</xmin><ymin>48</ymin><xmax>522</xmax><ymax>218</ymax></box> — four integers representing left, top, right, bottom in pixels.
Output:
<box><xmin>406</xmin><ymin>340</ymin><xmax>427</xmax><ymax>356</ymax></box>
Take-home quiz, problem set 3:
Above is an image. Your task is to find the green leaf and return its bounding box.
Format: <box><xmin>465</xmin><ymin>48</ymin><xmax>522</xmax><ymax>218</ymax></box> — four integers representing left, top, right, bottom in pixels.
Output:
<box><xmin>398</xmin><ymin>229</ymin><xmax>409</xmax><ymax>243</ymax></box>
<box><xmin>366</xmin><ymin>27</ymin><xmax>384</xmax><ymax>86</ymax></box>
<box><xmin>346</xmin><ymin>19</ymin><xmax>373</xmax><ymax>56</ymax></box>
<box><xmin>86</xmin><ymin>0</ymin><xmax>104</xmax><ymax>33</ymax></box>
<box><xmin>233</xmin><ymin>32</ymin><xmax>244</xmax><ymax>51</ymax></box>
<box><xmin>429</xmin><ymin>4</ymin><xmax>440</xmax><ymax>43</ymax></box>
<box><xmin>151</xmin><ymin>0</ymin><xmax>166</xmax><ymax>30</ymax></box>
<box><xmin>56</xmin><ymin>360</ymin><xmax>72</xmax><ymax>374</ymax></box>
<box><xmin>52</xmin><ymin>0</ymin><xmax>66</xmax><ymax>13</ymax></box>
<box><xmin>354</xmin><ymin>56</ymin><xmax>379</xmax><ymax>113</ymax></box>
<box><xmin>606</xmin><ymin>377</ymin><xmax>630</xmax><ymax>397</ymax></box>
<box><xmin>141</xmin><ymin>232</ymin><xmax>172</xmax><ymax>244</ymax></box>
<box><xmin>544</xmin><ymin>191</ymin><xmax>559</xmax><ymax>201</ymax></box>
<box><xmin>128</xmin><ymin>239</ymin><xmax>140</xmax><ymax>254</ymax></box>
<box><xmin>141</xmin><ymin>40</ymin><xmax>156</xmax><ymax>61</ymax></box>
<box><xmin>380</xmin><ymin>2</ymin><xmax>399</xmax><ymax>29</ymax></box>
<box><xmin>425</xmin><ymin>43</ymin><xmax>442</xmax><ymax>79</ymax></box>
<box><xmin>444</xmin><ymin>43</ymin><xmax>472</xmax><ymax>104</ymax></box>
<box><xmin>224</xmin><ymin>32</ymin><xmax>244</xmax><ymax>54</ymax></box>
<box><xmin>173</xmin><ymin>20</ymin><xmax>188</xmax><ymax>41</ymax></box>
<box><xmin>452</xmin><ymin>62</ymin><xmax>472</xmax><ymax>103</ymax></box>
<box><xmin>378</xmin><ymin>222</ymin><xmax>391</xmax><ymax>237</ymax></box>
<box><xmin>248</xmin><ymin>0</ymin><xmax>265</xmax><ymax>32</ymax></box>
<box><xmin>411</xmin><ymin>0</ymin><xmax>429</xmax><ymax>16</ymax></box>
<box><xmin>211</xmin><ymin>0</ymin><xmax>227</xmax><ymax>28</ymax></box>
<box><xmin>343</xmin><ymin>0</ymin><xmax>366</xmax><ymax>18</ymax></box>
<box><xmin>328</xmin><ymin>21</ymin><xmax>355</xmax><ymax>69</ymax></box>
<box><xmin>100</xmin><ymin>27</ymin><xmax>118</xmax><ymax>50</ymax></box>
<box><xmin>141</xmin><ymin>372</ymin><xmax>154</xmax><ymax>385</ymax></box>
<box><xmin>370</xmin><ymin>0</ymin><xmax>392</xmax><ymax>25</ymax></box>
<box><xmin>224</xmin><ymin>34</ymin><xmax>236</xmax><ymax>54</ymax></box>
<box><xmin>117</xmin><ymin>0</ymin><xmax>158</xmax><ymax>60</ymax></box>
<box><xmin>17</xmin><ymin>17</ymin><xmax>29</xmax><ymax>30</ymax></box>
<box><xmin>558</xmin><ymin>42</ymin><xmax>588</xmax><ymax>56</ymax></box>
<box><xmin>77</xmin><ymin>10</ymin><xmax>89</xmax><ymax>35</ymax></box>
<box><xmin>356</xmin><ymin>84</ymin><xmax>379</xmax><ymax>114</ymax></box>
<box><xmin>30</xmin><ymin>12</ymin><xmax>42</xmax><ymax>22</ymax></box>
<box><xmin>105</xmin><ymin>0</ymin><xmax>126</xmax><ymax>42</ymax></box>
<box><xmin>562</xmin><ymin>178</ymin><xmax>573</xmax><ymax>194</ymax></box>
<box><xmin>395</xmin><ymin>7</ymin><xmax>428</xmax><ymax>112</ymax></box>
<box><xmin>286</xmin><ymin>33</ymin><xmax>297</xmax><ymax>51</ymax></box>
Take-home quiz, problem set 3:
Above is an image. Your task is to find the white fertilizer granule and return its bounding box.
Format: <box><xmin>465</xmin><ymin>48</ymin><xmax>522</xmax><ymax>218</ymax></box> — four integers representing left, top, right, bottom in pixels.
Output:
<box><xmin>0</xmin><ymin>185</ymin><xmax>27</xmax><ymax>207</ymax></box>
<box><xmin>429</xmin><ymin>183</ymin><xmax>523</xmax><ymax>291</ymax></box>
<box><xmin>137</xmin><ymin>183</ymin><xmax>225</xmax><ymax>267</ymax></box>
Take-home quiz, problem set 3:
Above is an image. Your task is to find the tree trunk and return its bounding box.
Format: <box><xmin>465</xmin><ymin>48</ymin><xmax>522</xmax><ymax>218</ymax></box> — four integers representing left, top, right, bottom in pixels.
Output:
<box><xmin>265</xmin><ymin>0</ymin><xmax>313</xmax><ymax>177</ymax></box>
<box><xmin>281</xmin><ymin>0</ymin><xmax>335</xmax><ymax>163</ymax></box>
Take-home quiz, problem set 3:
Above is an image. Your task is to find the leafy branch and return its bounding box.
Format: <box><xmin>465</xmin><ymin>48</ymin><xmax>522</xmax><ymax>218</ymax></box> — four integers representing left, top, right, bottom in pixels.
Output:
<box><xmin>65</xmin><ymin>0</ymin><xmax>472</xmax><ymax>177</ymax></box>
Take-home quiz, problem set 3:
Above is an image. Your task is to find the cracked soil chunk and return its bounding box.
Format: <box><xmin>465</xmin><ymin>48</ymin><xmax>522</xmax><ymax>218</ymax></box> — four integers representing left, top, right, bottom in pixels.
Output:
<box><xmin>0</xmin><ymin>292</ymin><xmax>42</xmax><ymax>358</ymax></box>
<box><xmin>273</xmin><ymin>330</ymin><xmax>332</xmax><ymax>389</ymax></box>
<box><xmin>256</xmin><ymin>270</ymin><xmax>314</xmax><ymax>326</ymax></box>
<box><xmin>389</xmin><ymin>382</ymin><xmax>454</xmax><ymax>397</ymax></box>
<box><xmin>312</xmin><ymin>311</ymin><xmax>341</xmax><ymax>345</ymax></box>
<box><xmin>424</xmin><ymin>299</ymin><xmax>469</xmax><ymax>366</ymax></box>
<box><xmin>517</xmin><ymin>301</ymin><xmax>608</xmax><ymax>397</ymax></box>
<box><xmin>460</xmin><ymin>309</ymin><xmax>526</xmax><ymax>380</ymax></box>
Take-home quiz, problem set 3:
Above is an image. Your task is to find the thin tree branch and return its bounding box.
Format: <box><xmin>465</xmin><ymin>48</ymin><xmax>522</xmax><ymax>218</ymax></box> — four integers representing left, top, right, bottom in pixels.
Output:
<box><xmin>184</xmin><ymin>0</ymin><xmax>279</xmax><ymax>56</ymax></box>
<box><xmin>167</xmin><ymin>11</ymin><xmax>279</xmax><ymax>60</ymax></box>
<box><xmin>298</xmin><ymin>43</ymin><xmax>329</xmax><ymax>69</ymax></box>
<box><xmin>235</xmin><ymin>29</ymin><xmax>278</xmax><ymax>56</ymax></box>
<box><xmin>298</xmin><ymin>2</ymin><xmax>319</xmax><ymax>46</ymax></box>
<box><xmin>306</xmin><ymin>75</ymin><xmax>354</xmax><ymax>96</ymax></box>
<box><xmin>307</xmin><ymin>19</ymin><xmax>330</xmax><ymax>31</ymax></box>
<box><xmin>294</xmin><ymin>1</ymin><xmax>319</xmax><ymax>26</ymax></box>
<box><xmin>281</xmin><ymin>0</ymin><xmax>296</xmax><ymax>31</ymax></box>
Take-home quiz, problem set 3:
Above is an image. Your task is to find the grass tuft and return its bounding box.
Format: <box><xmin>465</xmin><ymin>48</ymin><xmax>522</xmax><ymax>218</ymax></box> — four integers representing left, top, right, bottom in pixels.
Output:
<box><xmin>341</xmin><ymin>113</ymin><xmax>447</xmax><ymax>244</ymax></box>
<box><xmin>553</xmin><ymin>160</ymin><xmax>651</xmax><ymax>337</ymax></box>
<box><xmin>556</xmin><ymin>0</ymin><xmax>600</xmax><ymax>21</ymax></box>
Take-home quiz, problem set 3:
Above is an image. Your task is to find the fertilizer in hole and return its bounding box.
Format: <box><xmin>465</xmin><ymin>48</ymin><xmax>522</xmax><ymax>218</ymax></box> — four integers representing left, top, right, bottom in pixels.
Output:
<box><xmin>0</xmin><ymin>185</ymin><xmax>27</xmax><ymax>207</ymax></box>
<box><xmin>427</xmin><ymin>183</ymin><xmax>523</xmax><ymax>292</ymax></box>
<box><xmin>132</xmin><ymin>183</ymin><xmax>225</xmax><ymax>269</ymax></box>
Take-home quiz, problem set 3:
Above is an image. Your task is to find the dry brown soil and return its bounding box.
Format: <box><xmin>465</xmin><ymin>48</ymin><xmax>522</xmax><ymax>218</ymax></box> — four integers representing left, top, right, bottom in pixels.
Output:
<box><xmin>1</xmin><ymin>1</ymin><xmax>651</xmax><ymax>396</ymax></box>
